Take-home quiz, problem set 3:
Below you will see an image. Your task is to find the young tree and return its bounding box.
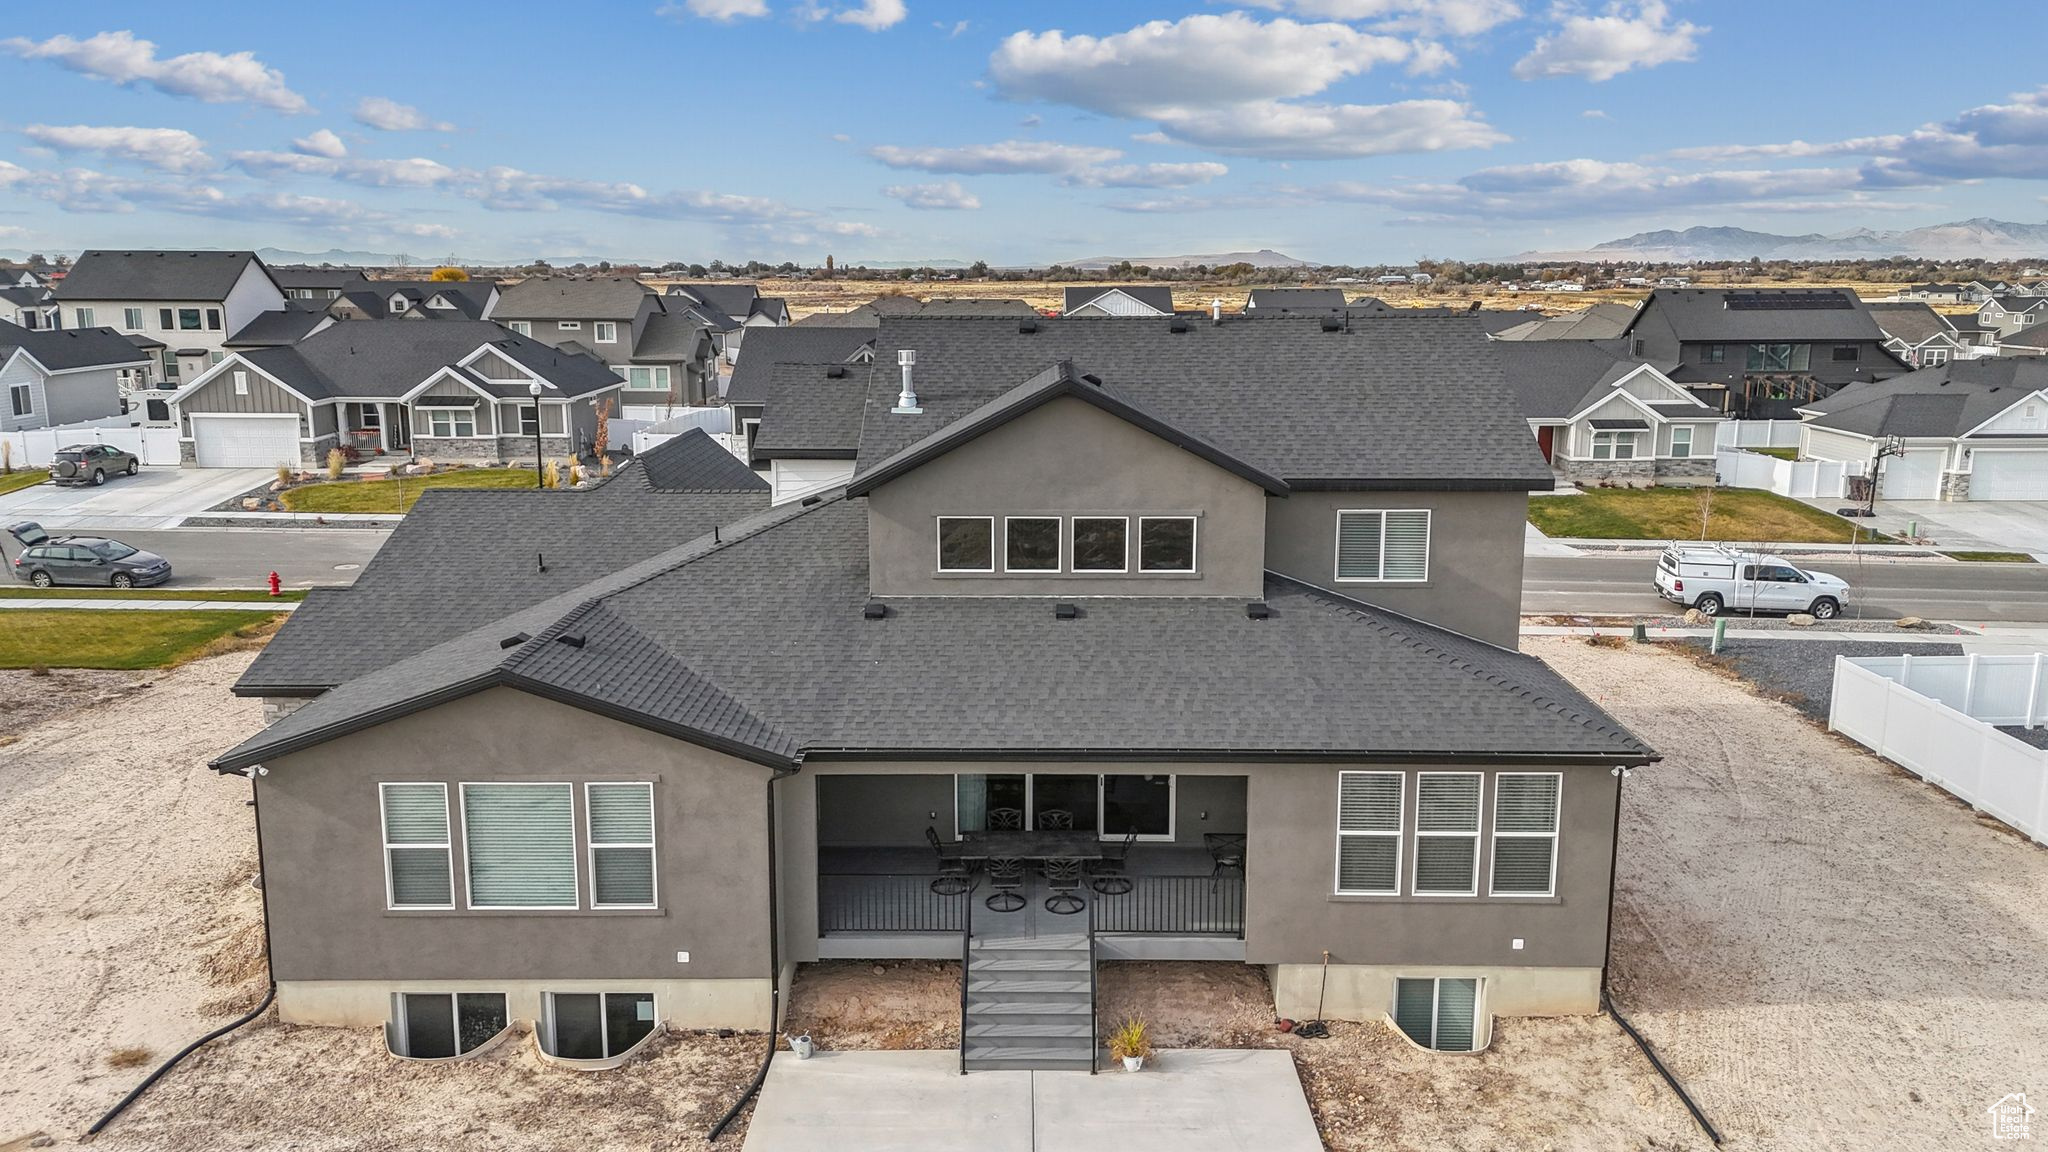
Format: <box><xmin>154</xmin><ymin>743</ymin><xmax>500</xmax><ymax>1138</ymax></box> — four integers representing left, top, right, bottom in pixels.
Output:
<box><xmin>593</xmin><ymin>397</ymin><xmax>612</xmax><ymax>459</ymax></box>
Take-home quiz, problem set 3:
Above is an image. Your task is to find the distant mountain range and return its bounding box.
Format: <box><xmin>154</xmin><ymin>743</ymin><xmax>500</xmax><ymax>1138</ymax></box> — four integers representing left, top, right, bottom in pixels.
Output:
<box><xmin>1517</xmin><ymin>218</ymin><xmax>2048</xmax><ymax>263</ymax></box>
<box><xmin>1057</xmin><ymin>249</ymin><xmax>1312</xmax><ymax>271</ymax></box>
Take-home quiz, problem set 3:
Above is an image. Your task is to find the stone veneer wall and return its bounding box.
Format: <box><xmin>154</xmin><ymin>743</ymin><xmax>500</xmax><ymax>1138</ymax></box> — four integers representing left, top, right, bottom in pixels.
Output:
<box><xmin>1940</xmin><ymin>470</ymin><xmax>1971</xmax><ymax>502</ymax></box>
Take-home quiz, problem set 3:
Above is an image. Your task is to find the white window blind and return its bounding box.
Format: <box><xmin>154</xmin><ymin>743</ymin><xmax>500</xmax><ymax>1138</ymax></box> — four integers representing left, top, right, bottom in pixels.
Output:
<box><xmin>462</xmin><ymin>783</ymin><xmax>577</xmax><ymax>908</ymax></box>
<box><xmin>1413</xmin><ymin>773</ymin><xmax>1481</xmax><ymax>895</ymax></box>
<box><xmin>1336</xmin><ymin>771</ymin><xmax>1402</xmax><ymax>894</ymax></box>
<box><xmin>381</xmin><ymin>783</ymin><xmax>452</xmax><ymax>908</ymax></box>
<box><xmin>1491</xmin><ymin>773</ymin><xmax>1561</xmax><ymax>896</ymax></box>
<box><xmin>587</xmin><ymin>783</ymin><xmax>657</xmax><ymax>908</ymax></box>
<box><xmin>1394</xmin><ymin>976</ymin><xmax>1479</xmax><ymax>1052</ymax></box>
<box><xmin>1336</xmin><ymin>510</ymin><xmax>1429</xmax><ymax>582</ymax></box>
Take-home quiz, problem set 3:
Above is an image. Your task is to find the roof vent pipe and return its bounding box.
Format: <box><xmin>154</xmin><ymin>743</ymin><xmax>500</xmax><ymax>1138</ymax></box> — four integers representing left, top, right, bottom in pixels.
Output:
<box><xmin>1210</xmin><ymin>299</ymin><xmax>1224</xmax><ymax>325</ymax></box>
<box><xmin>893</xmin><ymin>349</ymin><xmax>922</xmax><ymax>413</ymax></box>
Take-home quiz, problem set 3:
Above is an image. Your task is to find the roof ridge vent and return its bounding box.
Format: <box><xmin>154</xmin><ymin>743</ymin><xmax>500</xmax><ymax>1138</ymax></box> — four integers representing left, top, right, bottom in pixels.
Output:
<box><xmin>1018</xmin><ymin>317</ymin><xmax>1039</xmax><ymax>334</ymax></box>
<box><xmin>1054</xmin><ymin>602</ymin><xmax>1079</xmax><ymax>620</ymax></box>
<box><xmin>499</xmin><ymin>632</ymin><xmax>531</xmax><ymax>649</ymax></box>
<box><xmin>554</xmin><ymin>632</ymin><xmax>587</xmax><ymax>649</ymax></box>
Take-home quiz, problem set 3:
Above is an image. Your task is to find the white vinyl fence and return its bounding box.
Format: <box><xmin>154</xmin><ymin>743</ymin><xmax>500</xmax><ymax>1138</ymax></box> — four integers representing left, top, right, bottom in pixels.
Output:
<box><xmin>0</xmin><ymin>420</ymin><xmax>181</xmax><ymax>467</ymax></box>
<box><xmin>1829</xmin><ymin>654</ymin><xmax>2048</xmax><ymax>846</ymax></box>
<box><xmin>1714</xmin><ymin>419</ymin><xmax>1803</xmax><ymax>450</ymax></box>
<box><xmin>1714</xmin><ymin>448</ymin><xmax>1850</xmax><ymax>500</ymax></box>
<box><xmin>629</xmin><ymin>406</ymin><xmax>747</xmax><ymax>461</ymax></box>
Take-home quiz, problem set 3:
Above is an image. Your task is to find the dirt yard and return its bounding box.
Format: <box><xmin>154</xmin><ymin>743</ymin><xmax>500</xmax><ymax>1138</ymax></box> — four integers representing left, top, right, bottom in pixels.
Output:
<box><xmin>1536</xmin><ymin>635</ymin><xmax>2048</xmax><ymax>1151</ymax></box>
<box><xmin>0</xmin><ymin>653</ymin><xmax>759</xmax><ymax>1151</ymax></box>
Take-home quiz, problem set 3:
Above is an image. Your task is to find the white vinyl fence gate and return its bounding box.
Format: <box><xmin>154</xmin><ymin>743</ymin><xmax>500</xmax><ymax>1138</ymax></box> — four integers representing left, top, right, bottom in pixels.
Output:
<box><xmin>629</xmin><ymin>406</ymin><xmax>747</xmax><ymax>462</ymax></box>
<box><xmin>1828</xmin><ymin>654</ymin><xmax>2048</xmax><ymax>846</ymax></box>
<box><xmin>1</xmin><ymin>419</ymin><xmax>181</xmax><ymax>467</ymax></box>
<box><xmin>1714</xmin><ymin>448</ymin><xmax>1851</xmax><ymax>500</ymax></box>
<box><xmin>1713</xmin><ymin>420</ymin><xmax>1803</xmax><ymax>450</ymax></box>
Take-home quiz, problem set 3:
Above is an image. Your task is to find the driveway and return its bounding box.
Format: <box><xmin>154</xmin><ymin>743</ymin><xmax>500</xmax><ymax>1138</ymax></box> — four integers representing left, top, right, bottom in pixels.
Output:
<box><xmin>742</xmin><ymin>1050</ymin><xmax>1322</xmax><ymax>1152</ymax></box>
<box><xmin>0</xmin><ymin>466</ymin><xmax>271</xmax><ymax>531</ymax></box>
<box><xmin>1868</xmin><ymin>499</ymin><xmax>2048</xmax><ymax>559</ymax></box>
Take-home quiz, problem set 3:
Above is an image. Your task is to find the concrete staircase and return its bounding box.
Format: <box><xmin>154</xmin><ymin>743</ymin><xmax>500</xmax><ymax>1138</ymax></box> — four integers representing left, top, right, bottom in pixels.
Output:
<box><xmin>962</xmin><ymin>931</ymin><xmax>1096</xmax><ymax>1072</ymax></box>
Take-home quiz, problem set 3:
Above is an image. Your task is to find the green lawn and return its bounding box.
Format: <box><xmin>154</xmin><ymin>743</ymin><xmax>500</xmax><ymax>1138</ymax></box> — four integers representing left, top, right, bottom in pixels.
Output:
<box><xmin>1943</xmin><ymin>551</ymin><xmax>2037</xmax><ymax>563</ymax></box>
<box><xmin>0</xmin><ymin>610</ymin><xmax>286</xmax><ymax>669</ymax></box>
<box><xmin>0</xmin><ymin>586</ymin><xmax>308</xmax><ymax>601</ymax></box>
<box><xmin>280</xmin><ymin>467</ymin><xmax>540</xmax><ymax>514</ymax></box>
<box><xmin>1529</xmin><ymin>487</ymin><xmax>1882</xmax><ymax>544</ymax></box>
<box><xmin>1749</xmin><ymin>447</ymin><xmax>1799</xmax><ymax>461</ymax></box>
<box><xmin>0</xmin><ymin>469</ymin><xmax>49</xmax><ymax>496</ymax></box>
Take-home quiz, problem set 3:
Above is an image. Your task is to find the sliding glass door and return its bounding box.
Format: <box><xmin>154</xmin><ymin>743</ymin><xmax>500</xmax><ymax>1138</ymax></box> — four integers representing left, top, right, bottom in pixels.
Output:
<box><xmin>954</xmin><ymin>773</ymin><xmax>1174</xmax><ymax>839</ymax></box>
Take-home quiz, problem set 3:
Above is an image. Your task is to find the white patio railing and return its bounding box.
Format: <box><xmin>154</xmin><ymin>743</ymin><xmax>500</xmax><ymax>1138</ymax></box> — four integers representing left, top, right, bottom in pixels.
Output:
<box><xmin>1828</xmin><ymin>654</ymin><xmax>2048</xmax><ymax>846</ymax></box>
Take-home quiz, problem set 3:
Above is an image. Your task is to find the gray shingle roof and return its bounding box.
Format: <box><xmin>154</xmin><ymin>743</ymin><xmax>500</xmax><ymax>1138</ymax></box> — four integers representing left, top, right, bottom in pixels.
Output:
<box><xmin>0</xmin><ymin>285</ymin><xmax>50</xmax><ymax>308</ymax></box>
<box><xmin>670</xmin><ymin>283</ymin><xmax>760</xmax><ymax>320</ymax></box>
<box><xmin>845</xmin><ymin>314</ymin><xmax>1554</xmax><ymax>491</ymax></box>
<box><xmin>215</xmin><ymin>494</ymin><xmax>1652</xmax><ymax>772</ymax></box>
<box><xmin>55</xmin><ymin>250</ymin><xmax>269</xmax><ymax>302</ymax></box>
<box><xmin>632</xmin><ymin>427</ymin><xmax>768</xmax><ymax>493</ymax></box>
<box><xmin>335</xmin><ymin>280</ymin><xmax>494</xmax><ymax>320</ymax></box>
<box><xmin>222</xmin><ymin>320</ymin><xmax>619</xmax><ymax>401</ymax></box>
<box><xmin>1494</xmin><ymin>339</ymin><xmax>1670</xmax><ymax>420</ymax></box>
<box><xmin>1491</xmin><ymin>302</ymin><xmax>1638</xmax><ymax>342</ymax></box>
<box><xmin>1627</xmin><ymin>288</ymin><xmax>1887</xmax><ymax>343</ymax></box>
<box><xmin>226</xmin><ymin>305</ymin><xmax>331</xmax><ymax>347</ymax></box>
<box><xmin>632</xmin><ymin>308</ymin><xmax>711</xmax><ymax>362</ymax></box>
<box><xmin>1802</xmin><ymin>359</ymin><xmax>2048</xmax><ymax>438</ymax></box>
<box><xmin>1867</xmin><ymin>301</ymin><xmax>1958</xmax><ymax>346</ymax></box>
<box><xmin>496</xmin><ymin>276</ymin><xmax>650</xmax><ymax>320</ymax></box>
<box><xmin>268</xmin><ymin>266</ymin><xmax>370</xmax><ymax>292</ymax></box>
<box><xmin>1063</xmin><ymin>286</ymin><xmax>1174</xmax><ymax>315</ymax></box>
<box><xmin>1247</xmin><ymin>288</ymin><xmax>1346</xmax><ymax>311</ymax></box>
<box><xmin>726</xmin><ymin>325</ymin><xmax>878</xmax><ymax>405</ymax></box>
<box><xmin>753</xmin><ymin>363</ymin><xmax>871</xmax><ymax>458</ymax></box>
<box><xmin>0</xmin><ymin>320</ymin><xmax>155</xmax><ymax>371</ymax></box>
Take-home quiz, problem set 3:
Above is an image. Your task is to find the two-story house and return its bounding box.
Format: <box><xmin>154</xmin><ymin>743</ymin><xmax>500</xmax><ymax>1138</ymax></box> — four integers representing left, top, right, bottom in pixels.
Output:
<box><xmin>1976</xmin><ymin>294</ymin><xmax>2048</xmax><ymax>339</ymax></box>
<box><xmin>209</xmin><ymin>312</ymin><xmax>1654</xmax><ymax>1071</ymax></box>
<box><xmin>665</xmin><ymin>283</ymin><xmax>789</xmax><ymax>365</ymax></box>
<box><xmin>0</xmin><ymin>319</ymin><xmax>157</xmax><ymax>433</ymax></box>
<box><xmin>1869</xmin><ymin>301</ymin><xmax>1968</xmax><ymax>368</ymax></box>
<box><xmin>494</xmin><ymin>278</ymin><xmax>717</xmax><ymax>415</ymax></box>
<box><xmin>1618</xmin><ymin>287</ymin><xmax>1906</xmax><ymax>418</ymax></box>
<box><xmin>53</xmin><ymin>251</ymin><xmax>289</xmax><ymax>389</ymax></box>
<box><xmin>0</xmin><ymin>283</ymin><xmax>59</xmax><ymax>331</ymax></box>
<box><xmin>269</xmin><ymin>266</ymin><xmax>372</xmax><ymax>302</ymax></box>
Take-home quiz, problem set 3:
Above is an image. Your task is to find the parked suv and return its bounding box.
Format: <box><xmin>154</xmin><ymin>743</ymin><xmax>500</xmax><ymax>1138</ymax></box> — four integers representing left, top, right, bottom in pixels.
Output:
<box><xmin>5</xmin><ymin>521</ymin><xmax>172</xmax><ymax>588</ymax></box>
<box><xmin>1654</xmin><ymin>545</ymin><xmax>1851</xmax><ymax>619</ymax></box>
<box><xmin>51</xmin><ymin>443</ymin><xmax>140</xmax><ymax>486</ymax></box>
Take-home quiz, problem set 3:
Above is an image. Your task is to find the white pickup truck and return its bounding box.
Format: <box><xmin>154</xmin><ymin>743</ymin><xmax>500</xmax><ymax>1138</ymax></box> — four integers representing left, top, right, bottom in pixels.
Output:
<box><xmin>1653</xmin><ymin>545</ymin><xmax>1852</xmax><ymax>619</ymax></box>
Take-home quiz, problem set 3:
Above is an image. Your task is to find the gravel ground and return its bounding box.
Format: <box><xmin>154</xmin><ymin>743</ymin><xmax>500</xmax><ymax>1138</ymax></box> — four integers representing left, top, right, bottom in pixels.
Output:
<box><xmin>1530</xmin><ymin>613</ymin><xmax>1967</xmax><ymax>635</ymax></box>
<box><xmin>1537</xmin><ymin>637</ymin><xmax>2048</xmax><ymax>1152</ymax></box>
<box><xmin>1996</xmin><ymin>725</ymin><xmax>2048</xmax><ymax>750</ymax></box>
<box><xmin>1668</xmin><ymin>637</ymin><xmax>1965</xmax><ymax>721</ymax></box>
<box><xmin>0</xmin><ymin>667</ymin><xmax>152</xmax><ymax>746</ymax></box>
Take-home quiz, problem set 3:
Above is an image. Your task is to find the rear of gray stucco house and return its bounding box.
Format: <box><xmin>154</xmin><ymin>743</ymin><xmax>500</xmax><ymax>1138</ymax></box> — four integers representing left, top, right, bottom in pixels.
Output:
<box><xmin>0</xmin><ymin>320</ymin><xmax>157</xmax><ymax>432</ymax></box>
<box><xmin>165</xmin><ymin>319</ymin><xmax>624</xmax><ymax>468</ymax></box>
<box><xmin>214</xmin><ymin>315</ymin><xmax>1654</xmax><ymax>1069</ymax></box>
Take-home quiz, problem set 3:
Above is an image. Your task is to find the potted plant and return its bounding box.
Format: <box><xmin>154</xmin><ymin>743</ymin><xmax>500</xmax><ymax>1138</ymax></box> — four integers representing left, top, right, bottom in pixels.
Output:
<box><xmin>1106</xmin><ymin>1016</ymin><xmax>1152</xmax><ymax>1072</ymax></box>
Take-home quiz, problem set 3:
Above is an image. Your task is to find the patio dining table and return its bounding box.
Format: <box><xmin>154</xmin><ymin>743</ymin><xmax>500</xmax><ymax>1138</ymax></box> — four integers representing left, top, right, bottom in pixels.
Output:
<box><xmin>957</xmin><ymin>829</ymin><xmax>1104</xmax><ymax>861</ymax></box>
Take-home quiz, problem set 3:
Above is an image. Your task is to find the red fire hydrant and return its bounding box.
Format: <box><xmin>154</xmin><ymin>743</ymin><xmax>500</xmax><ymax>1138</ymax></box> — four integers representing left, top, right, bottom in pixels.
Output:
<box><xmin>268</xmin><ymin>570</ymin><xmax>282</xmax><ymax>598</ymax></box>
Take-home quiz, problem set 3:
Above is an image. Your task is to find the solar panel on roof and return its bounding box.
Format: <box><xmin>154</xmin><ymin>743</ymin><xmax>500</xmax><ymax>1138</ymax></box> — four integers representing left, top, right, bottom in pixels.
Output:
<box><xmin>1724</xmin><ymin>292</ymin><xmax>1854</xmax><ymax>311</ymax></box>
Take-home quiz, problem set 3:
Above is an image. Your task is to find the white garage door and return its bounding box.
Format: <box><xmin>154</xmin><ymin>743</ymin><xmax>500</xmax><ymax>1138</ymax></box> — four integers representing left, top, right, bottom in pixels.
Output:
<box><xmin>192</xmin><ymin>415</ymin><xmax>301</xmax><ymax>469</ymax></box>
<box><xmin>1878</xmin><ymin>448</ymin><xmax>1943</xmax><ymax>501</ymax></box>
<box><xmin>1970</xmin><ymin>450</ymin><xmax>2048</xmax><ymax>501</ymax></box>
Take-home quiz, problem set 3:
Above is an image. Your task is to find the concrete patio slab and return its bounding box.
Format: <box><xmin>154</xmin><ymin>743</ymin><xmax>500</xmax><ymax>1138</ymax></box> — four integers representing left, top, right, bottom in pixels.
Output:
<box><xmin>741</xmin><ymin>1049</ymin><xmax>1320</xmax><ymax>1152</ymax></box>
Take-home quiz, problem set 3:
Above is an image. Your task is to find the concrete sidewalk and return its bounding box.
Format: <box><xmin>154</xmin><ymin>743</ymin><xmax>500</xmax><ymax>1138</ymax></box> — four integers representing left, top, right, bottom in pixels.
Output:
<box><xmin>1522</xmin><ymin>621</ymin><xmax>2048</xmax><ymax>653</ymax></box>
<box><xmin>0</xmin><ymin>597</ymin><xmax>296</xmax><ymax>612</ymax></box>
<box><xmin>741</xmin><ymin>1049</ymin><xmax>1321</xmax><ymax>1152</ymax></box>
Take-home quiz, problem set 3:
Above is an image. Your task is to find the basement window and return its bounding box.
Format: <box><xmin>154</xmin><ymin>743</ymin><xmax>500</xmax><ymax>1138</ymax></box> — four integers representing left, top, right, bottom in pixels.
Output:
<box><xmin>936</xmin><ymin>517</ymin><xmax>995</xmax><ymax>572</ymax></box>
<box><xmin>1393</xmin><ymin>977</ymin><xmax>1480</xmax><ymax>1052</ymax></box>
<box><xmin>544</xmin><ymin>992</ymin><xmax>655</xmax><ymax>1060</ymax></box>
<box><xmin>390</xmin><ymin>991</ymin><xmax>508</xmax><ymax>1059</ymax></box>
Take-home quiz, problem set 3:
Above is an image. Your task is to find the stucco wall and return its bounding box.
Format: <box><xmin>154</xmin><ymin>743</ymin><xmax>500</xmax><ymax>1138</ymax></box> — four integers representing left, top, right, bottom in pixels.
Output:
<box><xmin>864</xmin><ymin>396</ymin><xmax>1268</xmax><ymax>598</ymax></box>
<box><xmin>252</xmin><ymin>687</ymin><xmax>776</xmax><ymax>987</ymax></box>
<box><xmin>1261</xmin><ymin>490</ymin><xmax>1528</xmax><ymax>648</ymax></box>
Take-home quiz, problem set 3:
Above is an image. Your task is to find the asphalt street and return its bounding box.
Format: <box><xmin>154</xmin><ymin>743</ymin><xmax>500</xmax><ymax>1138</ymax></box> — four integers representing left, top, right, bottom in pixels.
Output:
<box><xmin>1524</xmin><ymin>554</ymin><xmax>2048</xmax><ymax>623</ymax></box>
<box><xmin>0</xmin><ymin>527</ymin><xmax>390</xmax><ymax>589</ymax></box>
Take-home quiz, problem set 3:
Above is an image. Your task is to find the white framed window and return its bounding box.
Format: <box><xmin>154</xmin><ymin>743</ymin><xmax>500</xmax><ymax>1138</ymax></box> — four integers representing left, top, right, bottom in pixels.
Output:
<box><xmin>1335</xmin><ymin>771</ymin><xmax>1403</xmax><ymax>895</ymax></box>
<box><xmin>233</xmin><ymin>370</ymin><xmax>249</xmax><ymax>396</ymax></box>
<box><xmin>122</xmin><ymin>307</ymin><xmax>144</xmax><ymax>331</ymax></box>
<box><xmin>9</xmin><ymin>383</ymin><xmax>33</xmax><ymax>417</ymax></box>
<box><xmin>74</xmin><ymin>307</ymin><xmax>95</xmax><ymax>328</ymax></box>
<box><xmin>391</xmin><ymin>991</ymin><xmax>508</xmax><ymax>1058</ymax></box>
<box><xmin>594</xmin><ymin>321</ymin><xmax>618</xmax><ymax>343</ymax></box>
<box><xmin>1924</xmin><ymin>347</ymin><xmax>1949</xmax><ymax>367</ymax></box>
<box><xmin>1490</xmin><ymin>773</ymin><xmax>1561</xmax><ymax>897</ymax></box>
<box><xmin>1071</xmin><ymin>516</ymin><xmax>1128</xmax><ymax>573</ymax></box>
<box><xmin>508</xmin><ymin>321</ymin><xmax>531</xmax><ymax>336</ymax></box>
<box><xmin>1004</xmin><ymin>516</ymin><xmax>1060</xmax><ymax>573</ymax></box>
<box><xmin>936</xmin><ymin>516</ymin><xmax>995</xmax><ymax>572</ymax></box>
<box><xmin>460</xmin><ymin>782</ymin><xmax>577</xmax><ymax>909</ymax></box>
<box><xmin>626</xmin><ymin>365</ymin><xmax>671</xmax><ymax>391</ymax></box>
<box><xmin>1590</xmin><ymin>431</ymin><xmax>1637</xmax><ymax>460</ymax></box>
<box><xmin>1412</xmin><ymin>772</ymin><xmax>1481</xmax><ymax>896</ymax></box>
<box><xmin>209</xmin><ymin>351</ymin><xmax>225</xmax><ymax>366</ymax></box>
<box><xmin>518</xmin><ymin>405</ymin><xmax>540</xmax><ymax>437</ymax></box>
<box><xmin>380</xmin><ymin>783</ymin><xmax>453</xmax><ymax>909</ymax></box>
<box><xmin>1137</xmin><ymin>516</ymin><xmax>1196</xmax><ymax>573</ymax></box>
<box><xmin>1335</xmin><ymin>509</ymin><xmax>1429</xmax><ymax>582</ymax></box>
<box><xmin>544</xmin><ymin>991</ymin><xmax>656</xmax><ymax>1060</ymax></box>
<box><xmin>1393</xmin><ymin>977</ymin><xmax>1480</xmax><ymax>1052</ymax></box>
<box><xmin>389</xmin><ymin>294</ymin><xmax>409</xmax><ymax>314</ymax></box>
<box><xmin>559</xmin><ymin>320</ymin><xmax>582</xmax><ymax>331</ymax></box>
<box><xmin>1669</xmin><ymin>426</ymin><xmax>1693</xmax><ymax>458</ymax></box>
<box><xmin>586</xmin><ymin>782</ymin><xmax>657</xmax><ymax>909</ymax></box>
<box><xmin>427</xmin><ymin>408</ymin><xmax>478</xmax><ymax>438</ymax></box>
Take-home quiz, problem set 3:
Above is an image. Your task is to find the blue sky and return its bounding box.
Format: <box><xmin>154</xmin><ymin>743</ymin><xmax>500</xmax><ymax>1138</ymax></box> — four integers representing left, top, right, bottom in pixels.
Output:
<box><xmin>2</xmin><ymin>1</ymin><xmax>2046</xmax><ymax>264</ymax></box>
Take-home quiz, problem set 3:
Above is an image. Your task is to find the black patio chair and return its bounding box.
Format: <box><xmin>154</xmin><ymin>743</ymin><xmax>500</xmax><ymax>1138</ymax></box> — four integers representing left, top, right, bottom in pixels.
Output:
<box><xmin>1088</xmin><ymin>830</ymin><xmax>1137</xmax><ymax>895</ymax></box>
<box><xmin>926</xmin><ymin>826</ymin><xmax>970</xmax><ymax>896</ymax></box>
<box><xmin>1206</xmin><ymin>832</ymin><xmax>1246</xmax><ymax>894</ymax></box>
<box><xmin>1036</xmin><ymin>808</ymin><xmax>1074</xmax><ymax>830</ymax></box>
<box><xmin>987</xmin><ymin>807</ymin><xmax>1024</xmax><ymax>831</ymax></box>
<box><xmin>1043</xmin><ymin>858</ymin><xmax>1086</xmax><ymax>915</ymax></box>
<box><xmin>985</xmin><ymin>858</ymin><xmax>1027</xmax><ymax>912</ymax></box>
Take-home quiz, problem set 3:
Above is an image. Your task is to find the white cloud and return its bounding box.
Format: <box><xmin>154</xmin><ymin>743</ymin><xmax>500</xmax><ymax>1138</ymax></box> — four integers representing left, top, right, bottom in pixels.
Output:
<box><xmin>232</xmin><ymin>150</ymin><xmax>462</xmax><ymax>187</ymax></box>
<box><xmin>1063</xmin><ymin>161</ymin><xmax>1229</xmax><ymax>189</ymax></box>
<box><xmin>883</xmin><ymin>181</ymin><xmax>981</xmax><ymax>210</ymax></box>
<box><xmin>939</xmin><ymin>19</ymin><xmax>970</xmax><ymax>38</ymax></box>
<box><xmin>0</xmin><ymin>30</ymin><xmax>309</xmax><ymax>113</ymax></box>
<box><xmin>1662</xmin><ymin>85</ymin><xmax>2048</xmax><ymax>184</ymax></box>
<box><xmin>20</xmin><ymin>124</ymin><xmax>211</xmax><ymax>173</ymax></box>
<box><xmin>661</xmin><ymin>0</ymin><xmax>771</xmax><ymax>20</ymax></box>
<box><xmin>390</xmin><ymin>222</ymin><xmax>459</xmax><ymax>240</ymax></box>
<box><xmin>292</xmin><ymin>128</ymin><xmax>349</xmax><ymax>159</ymax></box>
<box><xmin>868</xmin><ymin>139</ymin><xmax>1122</xmax><ymax>175</ymax></box>
<box><xmin>1243</xmin><ymin>0</ymin><xmax>1523</xmax><ymax>36</ymax></box>
<box><xmin>836</xmin><ymin>0</ymin><xmax>907</xmax><ymax>31</ymax></box>
<box><xmin>988</xmin><ymin>12</ymin><xmax>1503</xmax><ymax>160</ymax></box>
<box><xmin>353</xmin><ymin>97</ymin><xmax>455</xmax><ymax>133</ymax></box>
<box><xmin>1581</xmin><ymin>108</ymin><xmax>1610</xmax><ymax>119</ymax></box>
<box><xmin>1406</xmin><ymin>41</ymin><xmax>1458</xmax><ymax>74</ymax></box>
<box><xmin>1310</xmin><ymin>158</ymin><xmax>1904</xmax><ymax>220</ymax></box>
<box><xmin>1513</xmin><ymin>1</ymin><xmax>1702</xmax><ymax>82</ymax></box>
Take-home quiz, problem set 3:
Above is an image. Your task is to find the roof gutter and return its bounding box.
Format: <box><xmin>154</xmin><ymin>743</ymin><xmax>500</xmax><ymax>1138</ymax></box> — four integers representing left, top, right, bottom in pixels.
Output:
<box><xmin>209</xmin><ymin>674</ymin><xmax>503</xmax><ymax>774</ymax></box>
<box><xmin>797</xmin><ymin>747</ymin><xmax>1659</xmax><ymax>766</ymax></box>
<box><xmin>502</xmin><ymin>673</ymin><xmax>798</xmax><ymax>771</ymax></box>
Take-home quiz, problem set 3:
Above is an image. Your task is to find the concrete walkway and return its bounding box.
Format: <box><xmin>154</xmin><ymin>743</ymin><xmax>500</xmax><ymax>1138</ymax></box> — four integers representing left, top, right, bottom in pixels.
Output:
<box><xmin>0</xmin><ymin>597</ymin><xmax>296</xmax><ymax>612</ymax></box>
<box><xmin>741</xmin><ymin>1050</ymin><xmax>1321</xmax><ymax>1152</ymax></box>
